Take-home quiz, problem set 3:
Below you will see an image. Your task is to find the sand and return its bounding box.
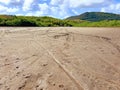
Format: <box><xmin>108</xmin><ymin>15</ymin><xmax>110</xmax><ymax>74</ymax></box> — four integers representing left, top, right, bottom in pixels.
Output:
<box><xmin>0</xmin><ymin>27</ymin><xmax>120</xmax><ymax>90</ymax></box>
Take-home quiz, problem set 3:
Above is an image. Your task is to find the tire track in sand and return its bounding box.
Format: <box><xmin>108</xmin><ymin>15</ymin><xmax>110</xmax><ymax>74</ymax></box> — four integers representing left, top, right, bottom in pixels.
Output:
<box><xmin>33</xmin><ymin>31</ymin><xmax>84</xmax><ymax>90</ymax></box>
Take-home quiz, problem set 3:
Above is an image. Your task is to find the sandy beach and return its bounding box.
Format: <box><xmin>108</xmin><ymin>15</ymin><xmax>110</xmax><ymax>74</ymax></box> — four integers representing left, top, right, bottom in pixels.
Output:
<box><xmin>0</xmin><ymin>27</ymin><xmax>120</xmax><ymax>90</ymax></box>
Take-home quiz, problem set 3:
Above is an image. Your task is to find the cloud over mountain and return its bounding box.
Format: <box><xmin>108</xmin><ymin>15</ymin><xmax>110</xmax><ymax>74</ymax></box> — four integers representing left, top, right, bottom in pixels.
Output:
<box><xmin>0</xmin><ymin>0</ymin><xmax>119</xmax><ymax>18</ymax></box>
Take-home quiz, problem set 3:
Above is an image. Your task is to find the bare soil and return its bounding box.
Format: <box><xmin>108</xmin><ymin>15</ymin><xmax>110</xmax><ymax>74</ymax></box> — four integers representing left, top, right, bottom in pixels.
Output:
<box><xmin>0</xmin><ymin>27</ymin><xmax>120</xmax><ymax>90</ymax></box>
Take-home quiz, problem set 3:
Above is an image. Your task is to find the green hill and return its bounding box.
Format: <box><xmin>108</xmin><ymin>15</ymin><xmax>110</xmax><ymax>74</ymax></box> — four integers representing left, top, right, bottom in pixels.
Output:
<box><xmin>66</xmin><ymin>12</ymin><xmax>120</xmax><ymax>21</ymax></box>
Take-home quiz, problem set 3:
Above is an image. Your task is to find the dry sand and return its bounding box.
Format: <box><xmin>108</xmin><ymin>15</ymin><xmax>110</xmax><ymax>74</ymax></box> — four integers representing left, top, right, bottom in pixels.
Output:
<box><xmin>0</xmin><ymin>27</ymin><xmax>120</xmax><ymax>90</ymax></box>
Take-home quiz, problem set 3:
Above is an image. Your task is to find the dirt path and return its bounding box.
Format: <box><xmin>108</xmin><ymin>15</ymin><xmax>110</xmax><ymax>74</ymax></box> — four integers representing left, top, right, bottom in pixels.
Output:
<box><xmin>0</xmin><ymin>27</ymin><xmax>120</xmax><ymax>90</ymax></box>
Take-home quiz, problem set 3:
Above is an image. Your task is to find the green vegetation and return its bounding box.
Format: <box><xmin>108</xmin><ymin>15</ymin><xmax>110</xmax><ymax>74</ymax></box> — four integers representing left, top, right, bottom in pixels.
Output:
<box><xmin>0</xmin><ymin>15</ymin><xmax>73</xmax><ymax>27</ymax></box>
<box><xmin>0</xmin><ymin>12</ymin><xmax>120</xmax><ymax>27</ymax></box>
<box><xmin>66</xmin><ymin>12</ymin><xmax>120</xmax><ymax>21</ymax></box>
<box><xmin>71</xmin><ymin>20</ymin><xmax>120</xmax><ymax>27</ymax></box>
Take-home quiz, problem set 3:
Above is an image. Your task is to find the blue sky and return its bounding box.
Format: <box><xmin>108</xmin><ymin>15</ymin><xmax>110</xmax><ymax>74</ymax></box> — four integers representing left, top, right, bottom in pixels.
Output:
<box><xmin>0</xmin><ymin>0</ymin><xmax>120</xmax><ymax>18</ymax></box>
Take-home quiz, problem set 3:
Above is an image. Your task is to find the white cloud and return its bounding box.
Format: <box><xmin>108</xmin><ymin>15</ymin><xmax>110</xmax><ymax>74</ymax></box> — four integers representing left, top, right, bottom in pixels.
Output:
<box><xmin>16</xmin><ymin>13</ymin><xmax>24</xmax><ymax>16</ymax></box>
<box><xmin>38</xmin><ymin>3</ymin><xmax>49</xmax><ymax>14</ymax></box>
<box><xmin>25</xmin><ymin>3</ymin><xmax>50</xmax><ymax>16</ymax></box>
<box><xmin>0</xmin><ymin>4</ymin><xmax>18</xmax><ymax>13</ymax></box>
<box><xmin>50</xmin><ymin>0</ymin><xmax>62</xmax><ymax>5</ymax></box>
<box><xmin>50</xmin><ymin>0</ymin><xmax>111</xmax><ymax>8</ymax></box>
<box><xmin>72</xmin><ymin>9</ymin><xmax>79</xmax><ymax>15</ymax></box>
<box><xmin>0</xmin><ymin>5</ymin><xmax>7</xmax><ymax>12</ymax></box>
<box><xmin>24</xmin><ymin>3</ymin><xmax>69</xmax><ymax>18</ymax></box>
<box><xmin>23</xmin><ymin>0</ymin><xmax>34</xmax><ymax>11</ymax></box>
<box><xmin>25</xmin><ymin>13</ymin><xmax>34</xmax><ymax>16</ymax></box>
<box><xmin>69</xmin><ymin>0</ymin><xmax>111</xmax><ymax>8</ymax></box>
<box><xmin>7</xmin><ymin>8</ymin><xmax>19</xmax><ymax>13</ymax></box>
<box><xmin>101</xmin><ymin>8</ymin><xmax>106</xmax><ymax>12</ymax></box>
<box><xmin>0</xmin><ymin>0</ymin><xmax>11</xmax><ymax>5</ymax></box>
<box><xmin>101</xmin><ymin>3</ymin><xmax>120</xmax><ymax>13</ymax></box>
<box><xmin>48</xmin><ymin>0</ymin><xmax>113</xmax><ymax>18</ymax></box>
<box><xmin>16</xmin><ymin>0</ymin><xmax>21</xmax><ymax>2</ymax></box>
<box><xmin>116</xmin><ymin>4</ymin><xmax>120</xmax><ymax>10</ymax></box>
<box><xmin>0</xmin><ymin>0</ymin><xmax>118</xmax><ymax>18</ymax></box>
<box><xmin>23</xmin><ymin>0</ymin><xmax>113</xmax><ymax>18</ymax></box>
<box><xmin>25</xmin><ymin>11</ymin><xmax>44</xmax><ymax>16</ymax></box>
<box><xmin>59</xmin><ymin>5</ymin><xmax>70</xmax><ymax>18</ymax></box>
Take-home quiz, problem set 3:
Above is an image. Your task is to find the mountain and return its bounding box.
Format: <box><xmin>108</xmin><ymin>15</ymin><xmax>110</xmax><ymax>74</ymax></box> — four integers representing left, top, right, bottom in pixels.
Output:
<box><xmin>66</xmin><ymin>12</ymin><xmax>120</xmax><ymax>21</ymax></box>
